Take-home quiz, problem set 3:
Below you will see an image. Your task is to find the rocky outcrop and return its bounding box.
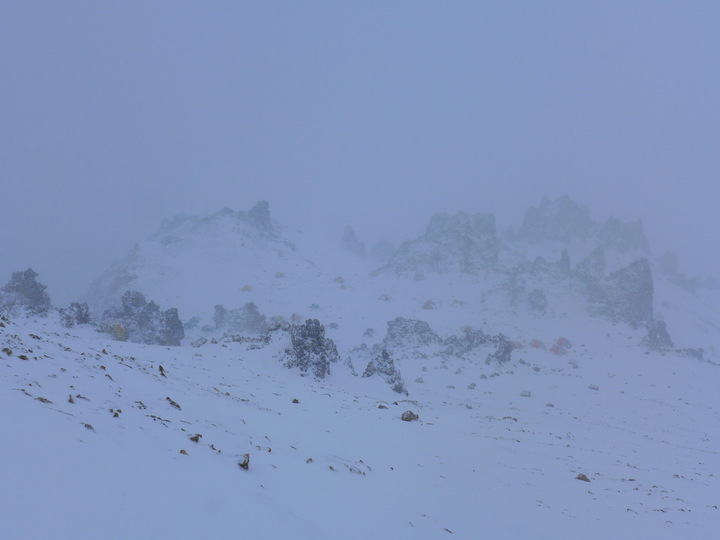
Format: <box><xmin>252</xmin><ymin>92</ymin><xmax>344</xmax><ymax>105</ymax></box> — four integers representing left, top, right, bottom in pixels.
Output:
<box><xmin>361</xmin><ymin>348</ymin><xmax>407</xmax><ymax>395</ymax></box>
<box><xmin>100</xmin><ymin>291</ymin><xmax>184</xmax><ymax>346</ymax></box>
<box><xmin>60</xmin><ymin>302</ymin><xmax>91</xmax><ymax>328</ymax></box>
<box><xmin>380</xmin><ymin>211</ymin><xmax>499</xmax><ymax>277</ymax></box>
<box><xmin>342</xmin><ymin>226</ymin><xmax>366</xmax><ymax>257</ymax></box>
<box><xmin>575</xmin><ymin>246</ymin><xmax>606</xmax><ymax>283</ymax></box>
<box><xmin>277</xmin><ymin>319</ymin><xmax>339</xmax><ymax>379</ymax></box>
<box><xmin>384</xmin><ymin>317</ymin><xmax>443</xmax><ymax>352</ymax></box>
<box><xmin>518</xmin><ymin>196</ymin><xmax>592</xmax><ymax>243</ymax></box>
<box><xmin>0</xmin><ymin>269</ymin><xmax>51</xmax><ymax>316</ymax></box>
<box><xmin>213</xmin><ymin>302</ymin><xmax>268</xmax><ymax>335</ymax></box>
<box><xmin>641</xmin><ymin>319</ymin><xmax>673</xmax><ymax>350</ymax></box>
<box><xmin>599</xmin><ymin>217</ymin><xmax>649</xmax><ymax>253</ymax></box>
<box><xmin>599</xmin><ymin>258</ymin><xmax>654</xmax><ymax>326</ymax></box>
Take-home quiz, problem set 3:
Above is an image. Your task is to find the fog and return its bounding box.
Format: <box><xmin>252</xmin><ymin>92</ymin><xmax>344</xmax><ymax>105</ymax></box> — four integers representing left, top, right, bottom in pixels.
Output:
<box><xmin>2</xmin><ymin>2</ymin><xmax>719</xmax><ymax>305</ymax></box>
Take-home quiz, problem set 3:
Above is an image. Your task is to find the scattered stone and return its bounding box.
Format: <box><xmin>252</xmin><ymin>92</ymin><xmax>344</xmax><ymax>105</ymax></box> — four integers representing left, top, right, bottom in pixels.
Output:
<box><xmin>520</xmin><ymin>390</ymin><xmax>531</xmax><ymax>398</ymax></box>
<box><xmin>401</xmin><ymin>410</ymin><xmax>419</xmax><ymax>422</ymax></box>
<box><xmin>191</xmin><ymin>337</ymin><xmax>208</xmax><ymax>348</ymax></box>
<box><xmin>238</xmin><ymin>453</ymin><xmax>250</xmax><ymax>470</ymax></box>
<box><xmin>576</xmin><ymin>473</ymin><xmax>591</xmax><ymax>482</ymax></box>
<box><xmin>165</xmin><ymin>396</ymin><xmax>182</xmax><ymax>410</ymax></box>
<box><xmin>588</xmin><ymin>384</ymin><xmax>599</xmax><ymax>391</ymax></box>
<box><xmin>292</xmin><ymin>398</ymin><xmax>300</xmax><ymax>404</ymax></box>
<box><xmin>189</xmin><ymin>434</ymin><xmax>202</xmax><ymax>443</ymax></box>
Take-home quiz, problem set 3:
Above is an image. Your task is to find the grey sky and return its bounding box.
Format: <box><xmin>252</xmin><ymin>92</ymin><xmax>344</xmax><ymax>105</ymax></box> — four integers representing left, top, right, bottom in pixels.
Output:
<box><xmin>2</xmin><ymin>2</ymin><xmax>719</xmax><ymax>304</ymax></box>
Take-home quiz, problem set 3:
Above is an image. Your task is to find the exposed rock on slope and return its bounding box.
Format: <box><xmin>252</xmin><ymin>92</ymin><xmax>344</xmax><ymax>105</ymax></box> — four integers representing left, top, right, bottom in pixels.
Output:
<box><xmin>518</xmin><ymin>196</ymin><xmax>592</xmax><ymax>243</ymax></box>
<box><xmin>361</xmin><ymin>348</ymin><xmax>407</xmax><ymax>395</ymax></box>
<box><xmin>341</xmin><ymin>225</ymin><xmax>366</xmax><ymax>257</ymax></box>
<box><xmin>273</xmin><ymin>319</ymin><xmax>339</xmax><ymax>379</ymax></box>
<box><xmin>379</xmin><ymin>211</ymin><xmax>499</xmax><ymax>277</ymax></box>
<box><xmin>101</xmin><ymin>290</ymin><xmax>185</xmax><ymax>346</ymax></box>
<box><xmin>213</xmin><ymin>302</ymin><xmax>268</xmax><ymax>335</ymax></box>
<box><xmin>599</xmin><ymin>258</ymin><xmax>654</xmax><ymax>326</ymax></box>
<box><xmin>0</xmin><ymin>268</ymin><xmax>52</xmax><ymax>316</ymax></box>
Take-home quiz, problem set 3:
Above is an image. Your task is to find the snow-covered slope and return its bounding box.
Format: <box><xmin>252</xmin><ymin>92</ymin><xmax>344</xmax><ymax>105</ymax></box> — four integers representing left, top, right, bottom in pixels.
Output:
<box><xmin>3</xmin><ymin>196</ymin><xmax>720</xmax><ymax>538</ymax></box>
<box><xmin>3</xmin><ymin>309</ymin><xmax>720</xmax><ymax>539</ymax></box>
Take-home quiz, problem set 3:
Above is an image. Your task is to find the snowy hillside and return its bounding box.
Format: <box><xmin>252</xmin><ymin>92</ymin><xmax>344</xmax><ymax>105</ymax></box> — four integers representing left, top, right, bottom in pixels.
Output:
<box><xmin>3</xmin><ymin>196</ymin><xmax>720</xmax><ymax>539</ymax></box>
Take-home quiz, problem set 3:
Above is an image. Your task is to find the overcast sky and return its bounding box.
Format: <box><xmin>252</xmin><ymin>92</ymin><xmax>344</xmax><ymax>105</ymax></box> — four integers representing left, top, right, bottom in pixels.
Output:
<box><xmin>2</xmin><ymin>2</ymin><xmax>719</xmax><ymax>304</ymax></box>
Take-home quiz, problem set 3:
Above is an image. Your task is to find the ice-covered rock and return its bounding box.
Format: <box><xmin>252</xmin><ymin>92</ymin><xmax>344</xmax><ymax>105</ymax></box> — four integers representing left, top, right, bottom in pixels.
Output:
<box><xmin>518</xmin><ymin>196</ymin><xmax>592</xmax><ymax>243</ymax></box>
<box><xmin>384</xmin><ymin>317</ymin><xmax>443</xmax><ymax>352</ymax></box>
<box><xmin>213</xmin><ymin>302</ymin><xmax>268</xmax><ymax>335</ymax></box>
<box><xmin>380</xmin><ymin>211</ymin><xmax>499</xmax><ymax>277</ymax></box>
<box><xmin>276</xmin><ymin>319</ymin><xmax>339</xmax><ymax>379</ymax></box>
<box><xmin>599</xmin><ymin>217</ymin><xmax>649</xmax><ymax>253</ymax></box>
<box><xmin>0</xmin><ymin>268</ymin><xmax>51</xmax><ymax>316</ymax></box>
<box><xmin>641</xmin><ymin>319</ymin><xmax>673</xmax><ymax>350</ymax></box>
<box><xmin>100</xmin><ymin>291</ymin><xmax>185</xmax><ymax>346</ymax></box>
<box><xmin>60</xmin><ymin>302</ymin><xmax>91</xmax><ymax>328</ymax></box>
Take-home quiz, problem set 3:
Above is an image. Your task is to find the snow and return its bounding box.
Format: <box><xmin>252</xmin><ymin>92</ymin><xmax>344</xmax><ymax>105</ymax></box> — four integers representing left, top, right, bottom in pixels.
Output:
<box><xmin>3</xmin><ymin>205</ymin><xmax>720</xmax><ymax>539</ymax></box>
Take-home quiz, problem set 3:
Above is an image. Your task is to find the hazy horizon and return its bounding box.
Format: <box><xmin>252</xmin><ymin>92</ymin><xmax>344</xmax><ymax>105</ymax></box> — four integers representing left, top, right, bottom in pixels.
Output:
<box><xmin>3</xmin><ymin>2</ymin><xmax>719</xmax><ymax>304</ymax></box>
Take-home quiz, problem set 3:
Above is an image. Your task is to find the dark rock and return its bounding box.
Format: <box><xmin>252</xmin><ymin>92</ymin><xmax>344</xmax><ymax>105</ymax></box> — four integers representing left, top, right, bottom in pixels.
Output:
<box><xmin>576</xmin><ymin>473</ymin><xmax>591</xmax><ymax>482</ymax></box>
<box><xmin>401</xmin><ymin>410</ymin><xmax>419</xmax><ymax>422</ymax></box>
<box><xmin>487</xmin><ymin>334</ymin><xmax>513</xmax><ymax>364</ymax></box>
<box><xmin>442</xmin><ymin>328</ymin><xmax>488</xmax><ymax>356</ymax></box>
<box><xmin>384</xmin><ymin>317</ymin><xmax>442</xmax><ymax>351</ymax></box>
<box><xmin>362</xmin><ymin>348</ymin><xmax>407</xmax><ymax>395</ymax></box>
<box><xmin>280</xmin><ymin>319</ymin><xmax>339</xmax><ymax>379</ymax></box>
<box><xmin>0</xmin><ymin>268</ymin><xmax>51</xmax><ymax>315</ymax></box>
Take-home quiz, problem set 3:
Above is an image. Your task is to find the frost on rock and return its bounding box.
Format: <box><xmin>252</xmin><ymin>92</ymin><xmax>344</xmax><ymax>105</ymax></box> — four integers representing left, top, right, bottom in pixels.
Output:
<box><xmin>442</xmin><ymin>328</ymin><xmax>488</xmax><ymax>356</ymax></box>
<box><xmin>60</xmin><ymin>302</ymin><xmax>91</xmax><ymax>328</ymax></box>
<box><xmin>379</xmin><ymin>211</ymin><xmax>499</xmax><ymax>277</ymax></box>
<box><xmin>599</xmin><ymin>217</ymin><xmax>649</xmax><ymax>253</ymax></box>
<box><xmin>641</xmin><ymin>319</ymin><xmax>674</xmax><ymax>350</ymax></box>
<box><xmin>528</xmin><ymin>288</ymin><xmax>548</xmax><ymax>313</ymax></box>
<box><xmin>213</xmin><ymin>302</ymin><xmax>268</xmax><ymax>336</ymax></box>
<box><xmin>0</xmin><ymin>268</ymin><xmax>52</xmax><ymax>316</ymax></box>
<box><xmin>361</xmin><ymin>348</ymin><xmax>407</xmax><ymax>395</ymax></box>
<box><xmin>101</xmin><ymin>291</ymin><xmax>185</xmax><ymax>346</ymax></box>
<box><xmin>574</xmin><ymin>246</ymin><xmax>606</xmax><ymax>283</ymax></box>
<box><xmin>599</xmin><ymin>258</ymin><xmax>654</xmax><ymax>326</ymax></box>
<box><xmin>383</xmin><ymin>317</ymin><xmax>443</xmax><ymax>353</ymax></box>
<box><xmin>341</xmin><ymin>225</ymin><xmax>366</xmax><ymax>257</ymax></box>
<box><xmin>276</xmin><ymin>319</ymin><xmax>339</xmax><ymax>379</ymax></box>
<box><xmin>518</xmin><ymin>196</ymin><xmax>592</xmax><ymax>243</ymax></box>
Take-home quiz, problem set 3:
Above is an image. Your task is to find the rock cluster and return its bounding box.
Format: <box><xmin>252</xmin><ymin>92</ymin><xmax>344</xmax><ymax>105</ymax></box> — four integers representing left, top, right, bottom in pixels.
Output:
<box><xmin>100</xmin><ymin>291</ymin><xmax>184</xmax><ymax>346</ymax></box>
